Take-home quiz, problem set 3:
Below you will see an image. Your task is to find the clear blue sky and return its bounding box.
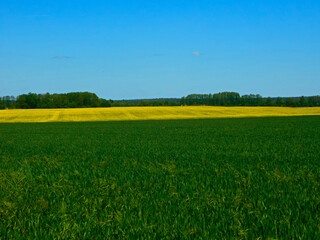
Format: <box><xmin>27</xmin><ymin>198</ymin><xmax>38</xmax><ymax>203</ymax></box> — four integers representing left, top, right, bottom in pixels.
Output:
<box><xmin>1</xmin><ymin>0</ymin><xmax>319</xmax><ymax>99</ymax></box>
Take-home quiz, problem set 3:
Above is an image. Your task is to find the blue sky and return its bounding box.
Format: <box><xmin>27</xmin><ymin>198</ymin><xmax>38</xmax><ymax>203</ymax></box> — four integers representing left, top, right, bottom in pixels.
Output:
<box><xmin>1</xmin><ymin>0</ymin><xmax>319</xmax><ymax>99</ymax></box>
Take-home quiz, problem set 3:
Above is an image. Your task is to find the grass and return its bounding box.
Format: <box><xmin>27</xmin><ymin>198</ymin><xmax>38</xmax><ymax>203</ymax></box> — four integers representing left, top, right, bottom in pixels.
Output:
<box><xmin>0</xmin><ymin>106</ymin><xmax>320</xmax><ymax>123</ymax></box>
<box><xmin>0</xmin><ymin>116</ymin><xmax>320</xmax><ymax>239</ymax></box>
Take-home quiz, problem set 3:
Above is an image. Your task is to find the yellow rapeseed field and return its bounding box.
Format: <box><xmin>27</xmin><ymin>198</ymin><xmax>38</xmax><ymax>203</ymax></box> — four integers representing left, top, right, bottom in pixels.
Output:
<box><xmin>0</xmin><ymin>106</ymin><xmax>320</xmax><ymax>123</ymax></box>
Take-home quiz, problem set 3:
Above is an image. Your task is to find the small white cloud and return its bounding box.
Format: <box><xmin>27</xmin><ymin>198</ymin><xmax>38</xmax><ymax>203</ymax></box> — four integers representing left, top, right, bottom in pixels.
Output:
<box><xmin>192</xmin><ymin>51</ymin><xmax>201</xmax><ymax>56</ymax></box>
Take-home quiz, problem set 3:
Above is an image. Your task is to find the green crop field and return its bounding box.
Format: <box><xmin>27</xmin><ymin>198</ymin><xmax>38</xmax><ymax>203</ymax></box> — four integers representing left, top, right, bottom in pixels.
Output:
<box><xmin>0</xmin><ymin>116</ymin><xmax>320</xmax><ymax>239</ymax></box>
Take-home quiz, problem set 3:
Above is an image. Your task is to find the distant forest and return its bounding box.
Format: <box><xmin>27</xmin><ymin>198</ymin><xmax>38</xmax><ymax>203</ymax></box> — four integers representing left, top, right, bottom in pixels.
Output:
<box><xmin>0</xmin><ymin>92</ymin><xmax>111</xmax><ymax>109</ymax></box>
<box><xmin>0</xmin><ymin>91</ymin><xmax>319</xmax><ymax>109</ymax></box>
<box><xmin>181</xmin><ymin>92</ymin><xmax>320</xmax><ymax>107</ymax></box>
<box><xmin>0</xmin><ymin>92</ymin><xmax>180</xmax><ymax>109</ymax></box>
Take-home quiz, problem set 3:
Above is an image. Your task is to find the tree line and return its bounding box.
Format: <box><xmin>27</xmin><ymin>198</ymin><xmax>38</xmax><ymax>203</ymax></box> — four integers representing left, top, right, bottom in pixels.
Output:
<box><xmin>0</xmin><ymin>92</ymin><xmax>111</xmax><ymax>109</ymax></box>
<box><xmin>0</xmin><ymin>92</ymin><xmax>180</xmax><ymax>109</ymax></box>
<box><xmin>111</xmin><ymin>100</ymin><xmax>180</xmax><ymax>107</ymax></box>
<box><xmin>1</xmin><ymin>91</ymin><xmax>319</xmax><ymax>109</ymax></box>
<box><xmin>181</xmin><ymin>92</ymin><xmax>320</xmax><ymax>107</ymax></box>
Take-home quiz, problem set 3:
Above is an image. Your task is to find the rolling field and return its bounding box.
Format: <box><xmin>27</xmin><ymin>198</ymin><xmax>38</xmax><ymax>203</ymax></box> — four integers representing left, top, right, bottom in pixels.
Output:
<box><xmin>0</xmin><ymin>116</ymin><xmax>320</xmax><ymax>239</ymax></box>
<box><xmin>0</xmin><ymin>106</ymin><xmax>320</xmax><ymax>123</ymax></box>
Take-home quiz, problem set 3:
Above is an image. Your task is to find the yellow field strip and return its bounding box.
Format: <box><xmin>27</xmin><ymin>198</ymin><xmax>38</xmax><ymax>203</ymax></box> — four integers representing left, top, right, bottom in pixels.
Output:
<box><xmin>0</xmin><ymin>106</ymin><xmax>320</xmax><ymax>123</ymax></box>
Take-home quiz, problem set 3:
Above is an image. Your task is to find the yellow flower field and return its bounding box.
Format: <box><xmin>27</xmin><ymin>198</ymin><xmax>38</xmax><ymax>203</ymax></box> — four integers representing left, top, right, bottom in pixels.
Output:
<box><xmin>0</xmin><ymin>106</ymin><xmax>320</xmax><ymax>123</ymax></box>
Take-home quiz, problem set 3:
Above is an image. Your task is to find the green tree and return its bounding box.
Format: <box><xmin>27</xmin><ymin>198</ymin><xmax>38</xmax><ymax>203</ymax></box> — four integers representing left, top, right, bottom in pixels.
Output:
<box><xmin>100</xmin><ymin>99</ymin><xmax>112</xmax><ymax>107</ymax></box>
<box><xmin>0</xmin><ymin>97</ymin><xmax>4</xmax><ymax>109</ymax></box>
<box><xmin>138</xmin><ymin>100</ymin><xmax>151</xmax><ymax>106</ymax></box>
<box><xmin>180</xmin><ymin>97</ymin><xmax>186</xmax><ymax>106</ymax></box>
<box><xmin>299</xmin><ymin>96</ymin><xmax>308</xmax><ymax>107</ymax></box>
<box><xmin>265</xmin><ymin>97</ymin><xmax>275</xmax><ymax>106</ymax></box>
<box><xmin>285</xmin><ymin>98</ymin><xmax>296</xmax><ymax>107</ymax></box>
<box><xmin>276</xmin><ymin>97</ymin><xmax>285</xmax><ymax>106</ymax></box>
<box><xmin>16</xmin><ymin>95</ymin><xmax>29</xmax><ymax>109</ymax></box>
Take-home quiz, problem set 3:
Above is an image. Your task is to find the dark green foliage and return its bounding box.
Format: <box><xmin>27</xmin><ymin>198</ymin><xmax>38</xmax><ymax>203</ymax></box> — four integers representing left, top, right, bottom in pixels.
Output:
<box><xmin>285</xmin><ymin>97</ymin><xmax>297</xmax><ymax>107</ymax></box>
<box><xmin>240</xmin><ymin>94</ymin><xmax>263</xmax><ymax>106</ymax></box>
<box><xmin>182</xmin><ymin>92</ymin><xmax>320</xmax><ymax>107</ymax></box>
<box><xmin>99</xmin><ymin>99</ymin><xmax>112</xmax><ymax>107</ymax></box>
<box><xmin>184</xmin><ymin>92</ymin><xmax>241</xmax><ymax>106</ymax></box>
<box><xmin>0</xmin><ymin>96</ymin><xmax>15</xmax><ymax>109</ymax></box>
<box><xmin>9</xmin><ymin>92</ymin><xmax>179</xmax><ymax>108</ymax></box>
<box><xmin>3</xmin><ymin>91</ymin><xmax>320</xmax><ymax>109</ymax></box>
<box><xmin>276</xmin><ymin>97</ymin><xmax>286</xmax><ymax>106</ymax></box>
<box><xmin>0</xmin><ymin>116</ymin><xmax>320</xmax><ymax>238</ymax></box>
<box><xmin>112</xmin><ymin>99</ymin><xmax>180</xmax><ymax>107</ymax></box>
<box><xmin>0</xmin><ymin>97</ymin><xmax>4</xmax><ymax>109</ymax></box>
<box><xmin>15</xmin><ymin>92</ymin><xmax>111</xmax><ymax>109</ymax></box>
<box><xmin>111</xmin><ymin>101</ymin><xmax>135</xmax><ymax>107</ymax></box>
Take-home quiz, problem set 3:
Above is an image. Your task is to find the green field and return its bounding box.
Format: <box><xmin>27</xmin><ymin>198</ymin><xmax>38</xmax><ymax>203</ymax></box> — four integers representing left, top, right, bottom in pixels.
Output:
<box><xmin>1</xmin><ymin>116</ymin><xmax>320</xmax><ymax>239</ymax></box>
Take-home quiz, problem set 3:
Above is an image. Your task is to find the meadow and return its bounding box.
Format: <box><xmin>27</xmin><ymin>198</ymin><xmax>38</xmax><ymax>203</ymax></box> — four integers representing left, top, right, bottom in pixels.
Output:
<box><xmin>0</xmin><ymin>116</ymin><xmax>320</xmax><ymax>239</ymax></box>
<box><xmin>0</xmin><ymin>106</ymin><xmax>320</xmax><ymax>123</ymax></box>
